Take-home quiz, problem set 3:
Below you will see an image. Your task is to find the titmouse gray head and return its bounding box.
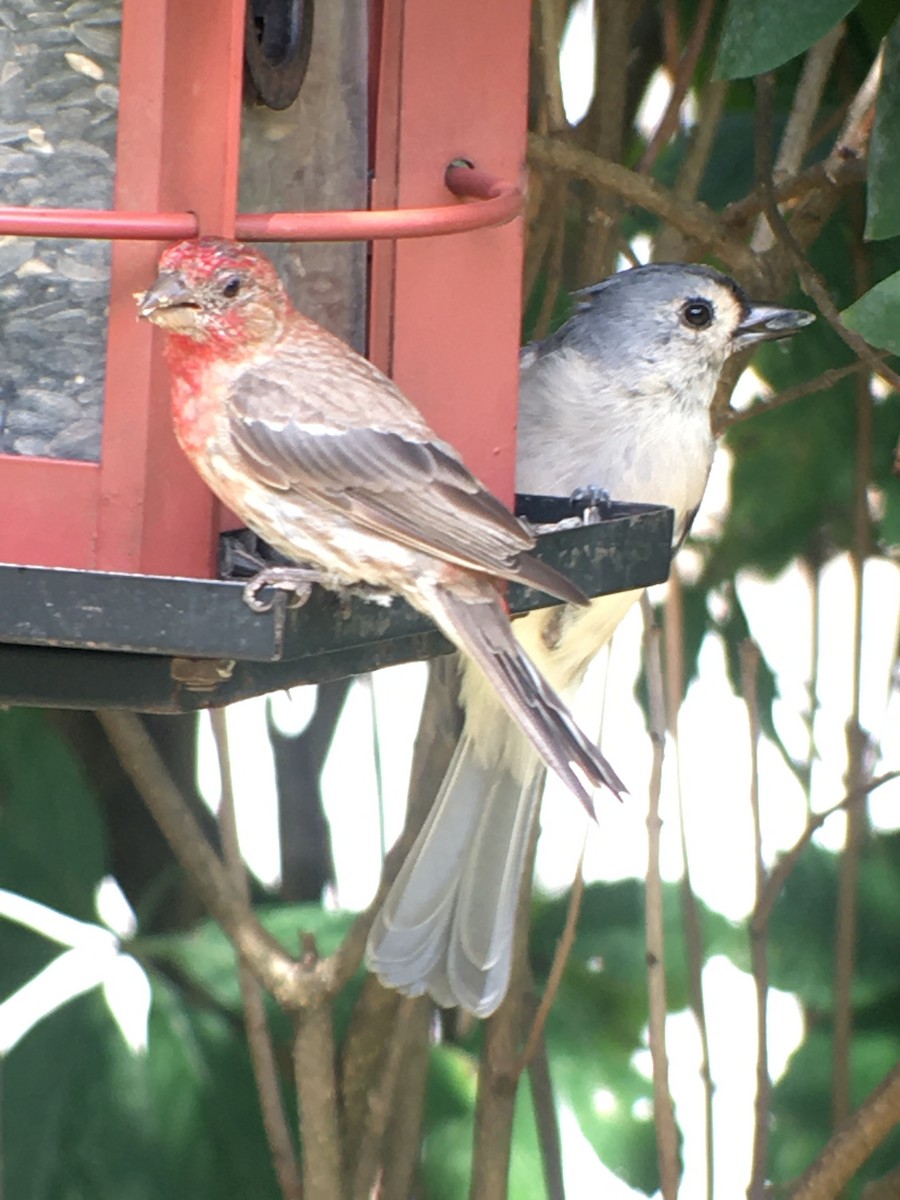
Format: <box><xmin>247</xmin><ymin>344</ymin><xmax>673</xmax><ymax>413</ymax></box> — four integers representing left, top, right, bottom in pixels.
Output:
<box><xmin>517</xmin><ymin>264</ymin><xmax>813</xmax><ymax>532</ymax></box>
<box><xmin>367</xmin><ymin>263</ymin><xmax>814</xmax><ymax>1017</ymax></box>
<box><xmin>535</xmin><ymin>262</ymin><xmax>811</xmax><ymax>360</ymax></box>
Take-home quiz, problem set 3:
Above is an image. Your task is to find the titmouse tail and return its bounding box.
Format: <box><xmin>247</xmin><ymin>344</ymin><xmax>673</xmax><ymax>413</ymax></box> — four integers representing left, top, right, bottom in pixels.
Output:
<box><xmin>423</xmin><ymin>585</ymin><xmax>625</xmax><ymax>811</ymax></box>
<box><xmin>366</xmin><ymin>734</ymin><xmax>544</xmax><ymax>1016</ymax></box>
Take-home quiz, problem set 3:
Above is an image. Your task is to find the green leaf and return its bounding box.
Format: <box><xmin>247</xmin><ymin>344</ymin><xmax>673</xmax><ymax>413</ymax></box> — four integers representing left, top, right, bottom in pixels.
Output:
<box><xmin>530</xmin><ymin>881</ymin><xmax>740</xmax><ymax>1194</ymax></box>
<box><xmin>0</xmin><ymin>709</ymin><xmax>106</xmax><ymax>920</ymax></box>
<box><xmin>842</xmin><ymin>269</ymin><xmax>900</xmax><ymax>354</ymax></box>
<box><xmin>872</xmin><ymin>393</ymin><xmax>900</xmax><ymax>548</ymax></box>
<box><xmin>866</xmin><ymin>16</ymin><xmax>900</xmax><ymax>240</ymax></box>
<box><xmin>3</xmin><ymin>974</ymin><xmax>283</xmax><ymax>1200</ymax></box>
<box><xmin>421</xmin><ymin>1043</ymin><xmax>555</xmax><ymax>1200</ymax></box>
<box><xmin>716</xmin><ymin>0</ymin><xmax>858</xmax><ymax>79</ymax></box>
<box><xmin>770</xmin><ymin>1026</ymin><xmax>900</xmax><ymax>1195</ymax></box>
<box><xmin>766</xmin><ymin>834</ymin><xmax>900</xmax><ymax>1012</ymax></box>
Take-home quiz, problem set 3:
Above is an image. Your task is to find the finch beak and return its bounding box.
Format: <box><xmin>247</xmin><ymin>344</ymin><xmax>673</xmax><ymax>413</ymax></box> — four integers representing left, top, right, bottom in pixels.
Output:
<box><xmin>733</xmin><ymin>302</ymin><xmax>815</xmax><ymax>350</ymax></box>
<box><xmin>136</xmin><ymin>271</ymin><xmax>197</xmax><ymax>320</ymax></box>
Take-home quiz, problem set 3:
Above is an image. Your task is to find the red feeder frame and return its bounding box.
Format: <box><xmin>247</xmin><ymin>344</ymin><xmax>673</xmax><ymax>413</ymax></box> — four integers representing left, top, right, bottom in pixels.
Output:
<box><xmin>0</xmin><ymin>0</ymin><xmax>677</xmax><ymax>712</ymax></box>
<box><xmin>1</xmin><ymin>0</ymin><xmax>529</xmax><ymax>578</ymax></box>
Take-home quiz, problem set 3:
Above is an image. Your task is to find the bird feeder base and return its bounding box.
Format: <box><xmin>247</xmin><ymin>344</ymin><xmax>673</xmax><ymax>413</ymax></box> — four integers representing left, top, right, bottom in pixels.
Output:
<box><xmin>0</xmin><ymin>498</ymin><xmax>674</xmax><ymax>711</ymax></box>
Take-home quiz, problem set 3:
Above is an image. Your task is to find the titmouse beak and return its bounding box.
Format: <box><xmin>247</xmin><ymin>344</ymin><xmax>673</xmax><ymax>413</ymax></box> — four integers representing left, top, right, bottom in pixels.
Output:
<box><xmin>733</xmin><ymin>302</ymin><xmax>815</xmax><ymax>350</ymax></box>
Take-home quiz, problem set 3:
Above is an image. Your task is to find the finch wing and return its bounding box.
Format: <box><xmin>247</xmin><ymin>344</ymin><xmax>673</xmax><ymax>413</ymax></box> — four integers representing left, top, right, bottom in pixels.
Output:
<box><xmin>223</xmin><ymin>344</ymin><xmax>587</xmax><ymax>605</ymax></box>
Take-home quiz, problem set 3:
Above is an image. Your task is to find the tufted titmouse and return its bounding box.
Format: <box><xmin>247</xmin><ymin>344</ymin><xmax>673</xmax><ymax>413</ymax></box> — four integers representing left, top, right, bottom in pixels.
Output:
<box><xmin>367</xmin><ymin>263</ymin><xmax>814</xmax><ymax>1015</ymax></box>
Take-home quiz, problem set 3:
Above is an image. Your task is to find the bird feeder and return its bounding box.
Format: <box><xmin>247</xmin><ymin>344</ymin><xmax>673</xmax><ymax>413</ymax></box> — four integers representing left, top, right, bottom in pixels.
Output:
<box><xmin>0</xmin><ymin>0</ymin><xmax>674</xmax><ymax>711</ymax></box>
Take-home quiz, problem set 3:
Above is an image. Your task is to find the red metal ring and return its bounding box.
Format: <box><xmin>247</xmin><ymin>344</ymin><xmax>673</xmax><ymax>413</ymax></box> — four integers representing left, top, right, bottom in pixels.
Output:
<box><xmin>0</xmin><ymin>165</ymin><xmax>522</xmax><ymax>242</ymax></box>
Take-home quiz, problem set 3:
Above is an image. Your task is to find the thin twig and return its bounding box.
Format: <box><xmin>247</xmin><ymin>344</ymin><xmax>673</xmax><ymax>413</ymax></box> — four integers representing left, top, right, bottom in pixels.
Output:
<box><xmin>641</xmin><ymin>594</ymin><xmax>680</xmax><ymax>1200</ymax></box>
<box><xmin>99</xmin><ymin>710</ymin><xmax>378</xmax><ymax>1009</ymax></box>
<box><xmin>533</xmin><ymin>0</ymin><xmax>568</xmax><ymax>134</ymax></box>
<box><xmin>752</xmin><ymin>771</ymin><xmax>900</xmax><ymax>933</ymax></box>
<box><xmin>755</xmin><ymin>74</ymin><xmax>900</xmax><ymax>393</ymax></box>
<box><xmin>803</xmin><ymin>559</ymin><xmax>823</xmax><ymax>819</ymax></box>
<box><xmin>656</xmin><ymin>77</ymin><xmax>729</xmax><ymax>261</ymax></box>
<box><xmin>862</xmin><ymin>1162</ymin><xmax>900</xmax><ymax>1199</ymax></box>
<box><xmin>578</xmin><ymin>0</ymin><xmax>633</xmax><ymax>282</ymax></box>
<box><xmin>638</xmin><ymin>0</ymin><xmax>716</xmax><ymax>174</ymax></box>
<box><xmin>351</xmin><ymin>997</ymin><xmax>420</xmax><ymax>1200</ymax></box>
<box><xmin>776</xmin><ymin>25</ymin><xmax>845</xmax><ymax>180</ymax></box>
<box><xmin>676</xmin><ymin>79</ymin><xmax>729</xmax><ymax>204</ymax></box>
<box><xmin>719</xmin><ymin>360</ymin><xmax>876</xmax><ymax>432</ymax></box>
<box><xmin>741</xmin><ymin>641</ymin><xmax>770</xmax><ymax>1200</ymax></box>
<box><xmin>211</xmin><ymin>709</ymin><xmax>303</xmax><ymax>1200</ymax></box>
<box><xmin>789</xmin><ymin>1064</ymin><xmax>900</xmax><ymax>1200</ymax></box>
<box><xmin>527</xmin><ymin>133</ymin><xmax>758</xmax><ymax>280</ymax></box>
<box><xmin>339</xmin><ymin>658</ymin><xmax>462</xmax><ymax>1189</ymax></box>
<box><xmin>471</xmin><ymin>813</ymin><xmax>540</xmax><ymax>1200</ymax></box>
<box><xmin>752</xmin><ymin>26</ymin><xmax>844</xmax><ymax>251</ymax></box>
<box><xmin>661</xmin><ymin>0</ymin><xmax>680</xmax><ymax>75</ymax></box>
<box><xmin>526</xmin><ymin>1003</ymin><xmax>566</xmax><ymax>1200</ymax></box>
<box><xmin>721</xmin><ymin>156</ymin><xmax>867</xmax><ymax>236</ymax></box>
<box><xmin>515</xmin><ymin>842</ymin><xmax>586</xmax><ymax>1076</ymax></box>
<box><xmin>97</xmin><ymin>711</ymin><xmax>305</xmax><ymax>1006</ymax></box>
<box><xmin>828</xmin><ymin>42</ymin><xmax>884</xmax><ymax>174</ymax></box>
<box><xmin>364</xmin><ymin>675</ymin><xmax>388</xmax><ymax>862</ymax></box>
<box><xmin>533</xmin><ymin>222</ymin><xmax>567</xmax><ymax>341</ymax></box>
<box><xmin>665</xmin><ymin>579</ymin><xmax>715</xmax><ymax>1200</ymax></box>
<box><xmin>834</xmin><ymin>319</ymin><xmax>876</xmax><ymax>1130</ymax></box>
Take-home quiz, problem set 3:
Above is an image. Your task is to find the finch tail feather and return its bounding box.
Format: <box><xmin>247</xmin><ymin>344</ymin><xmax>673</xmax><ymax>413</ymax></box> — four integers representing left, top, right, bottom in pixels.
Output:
<box><xmin>424</xmin><ymin>586</ymin><xmax>625</xmax><ymax>810</ymax></box>
<box><xmin>366</xmin><ymin>735</ymin><xmax>544</xmax><ymax>1016</ymax></box>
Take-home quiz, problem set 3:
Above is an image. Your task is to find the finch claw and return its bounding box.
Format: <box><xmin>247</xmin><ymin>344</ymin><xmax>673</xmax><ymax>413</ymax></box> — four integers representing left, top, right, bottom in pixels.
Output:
<box><xmin>242</xmin><ymin>567</ymin><xmax>318</xmax><ymax>613</ymax></box>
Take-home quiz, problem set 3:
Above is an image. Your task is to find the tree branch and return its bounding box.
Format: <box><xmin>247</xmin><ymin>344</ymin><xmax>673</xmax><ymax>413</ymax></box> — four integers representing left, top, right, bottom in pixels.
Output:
<box><xmin>527</xmin><ymin>133</ymin><xmax>758</xmax><ymax>279</ymax></box>
<box><xmin>351</xmin><ymin>997</ymin><xmax>420</xmax><ymax>1200</ymax></box>
<box><xmin>379</xmin><ymin>1000</ymin><xmax>431</xmax><ymax>1200</ymax></box>
<box><xmin>665</xmin><ymin>577</ymin><xmax>715</xmax><ymax>1200</ymax></box>
<box><xmin>751</xmin><ymin>771</ymin><xmax>900</xmax><ymax>935</ymax></box>
<box><xmin>641</xmin><ymin>595</ymin><xmax>680</xmax><ymax>1200</ymax></box>
<box><xmin>755</xmin><ymin>73</ymin><xmax>900</xmax><ymax>392</ymax></box>
<box><xmin>741</xmin><ymin>641</ymin><xmax>770</xmax><ymax>1200</ymax></box>
<box><xmin>718</xmin><ymin>360</ymin><xmax>876</xmax><ymax>433</ymax></box>
<box><xmin>526</xmin><ymin>1008</ymin><xmax>566</xmax><ymax>1200</ymax></box>
<box><xmin>789</xmin><ymin>1065</ymin><xmax>900</xmax><ymax>1200</ymax></box>
<box><xmin>471</xmin><ymin>815</ymin><xmax>540</xmax><ymax>1200</ymax></box>
<box><xmin>752</xmin><ymin>25</ymin><xmax>844</xmax><ymax>252</ymax></box>
<box><xmin>211</xmin><ymin>709</ymin><xmax>302</xmax><ymax>1200</ymax></box>
<box><xmin>721</xmin><ymin>157</ymin><xmax>866</xmax><ymax>238</ymax></box>
<box><xmin>293</xmin><ymin>1000</ymin><xmax>344</xmax><ymax>1200</ymax></box>
<box><xmin>97</xmin><ymin>711</ymin><xmax>305</xmax><ymax>1008</ymax></box>
<box><xmin>638</xmin><ymin>0</ymin><xmax>716</xmax><ymax>174</ymax></box>
<box><xmin>516</xmin><ymin>840</ymin><xmax>585</xmax><ymax>1076</ymax></box>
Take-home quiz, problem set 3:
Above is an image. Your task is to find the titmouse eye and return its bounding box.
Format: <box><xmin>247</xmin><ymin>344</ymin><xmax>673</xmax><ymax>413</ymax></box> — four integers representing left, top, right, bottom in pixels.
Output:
<box><xmin>681</xmin><ymin>299</ymin><xmax>714</xmax><ymax>329</ymax></box>
<box><xmin>221</xmin><ymin>275</ymin><xmax>242</xmax><ymax>299</ymax></box>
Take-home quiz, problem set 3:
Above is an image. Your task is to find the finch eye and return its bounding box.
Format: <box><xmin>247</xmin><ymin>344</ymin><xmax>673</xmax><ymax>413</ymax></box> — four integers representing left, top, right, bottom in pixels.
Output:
<box><xmin>681</xmin><ymin>299</ymin><xmax>714</xmax><ymax>329</ymax></box>
<box><xmin>221</xmin><ymin>275</ymin><xmax>242</xmax><ymax>299</ymax></box>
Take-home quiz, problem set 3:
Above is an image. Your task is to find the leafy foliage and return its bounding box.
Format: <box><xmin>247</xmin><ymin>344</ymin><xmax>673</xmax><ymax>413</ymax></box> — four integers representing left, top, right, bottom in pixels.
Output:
<box><xmin>717</xmin><ymin>0</ymin><xmax>859</xmax><ymax>79</ymax></box>
<box><xmin>865</xmin><ymin>15</ymin><xmax>900</xmax><ymax>241</ymax></box>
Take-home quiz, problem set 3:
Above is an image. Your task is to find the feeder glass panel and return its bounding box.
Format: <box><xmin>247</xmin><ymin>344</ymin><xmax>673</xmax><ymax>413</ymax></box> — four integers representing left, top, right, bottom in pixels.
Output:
<box><xmin>0</xmin><ymin>0</ymin><xmax>119</xmax><ymax>462</ymax></box>
<box><xmin>239</xmin><ymin>0</ymin><xmax>368</xmax><ymax>350</ymax></box>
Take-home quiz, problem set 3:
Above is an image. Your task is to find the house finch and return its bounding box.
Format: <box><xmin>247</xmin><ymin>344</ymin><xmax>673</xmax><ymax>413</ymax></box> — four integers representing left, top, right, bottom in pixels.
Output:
<box><xmin>367</xmin><ymin>264</ymin><xmax>814</xmax><ymax>1014</ymax></box>
<box><xmin>137</xmin><ymin>236</ymin><xmax>625</xmax><ymax>814</ymax></box>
